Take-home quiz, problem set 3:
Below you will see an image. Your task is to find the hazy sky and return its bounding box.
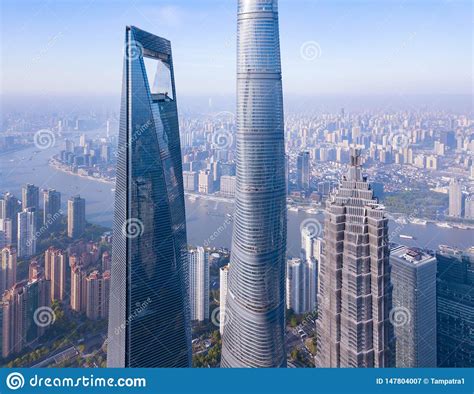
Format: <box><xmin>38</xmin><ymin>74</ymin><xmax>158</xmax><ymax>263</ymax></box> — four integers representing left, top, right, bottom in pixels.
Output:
<box><xmin>1</xmin><ymin>0</ymin><xmax>472</xmax><ymax>98</ymax></box>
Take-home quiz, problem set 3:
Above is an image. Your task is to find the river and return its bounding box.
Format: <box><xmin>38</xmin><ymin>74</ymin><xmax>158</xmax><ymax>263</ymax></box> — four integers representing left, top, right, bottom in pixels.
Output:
<box><xmin>1</xmin><ymin>142</ymin><xmax>472</xmax><ymax>256</ymax></box>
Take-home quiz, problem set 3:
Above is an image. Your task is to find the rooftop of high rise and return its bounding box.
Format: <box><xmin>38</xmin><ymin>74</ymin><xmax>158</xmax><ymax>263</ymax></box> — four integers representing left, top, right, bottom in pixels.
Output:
<box><xmin>391</xmin><ymin>245</ymin><xmax>436</xmax><ymax>266</ymax></box>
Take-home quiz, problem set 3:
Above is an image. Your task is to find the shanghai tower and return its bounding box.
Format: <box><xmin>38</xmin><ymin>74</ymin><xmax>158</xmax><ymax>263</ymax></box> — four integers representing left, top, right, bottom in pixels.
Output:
<box><xmin>107</xmin><ymin>26</ymin><xmax>191</xmax><ymax>367</ymax></box>
<box><xmin>221</xmin><ymin>0</ymin><xmax>287</xmax><ymax>368</ymax></box>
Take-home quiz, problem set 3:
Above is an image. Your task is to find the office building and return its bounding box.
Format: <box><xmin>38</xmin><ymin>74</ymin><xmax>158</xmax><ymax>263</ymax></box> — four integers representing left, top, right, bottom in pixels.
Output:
<box><xmin>219</xmin><ymin>265</ymin><xmax>229</xmax><ymax>335</ymax></box>
<box><xmin>286</xmin><ymin>258</ymin><xmax>305</xmax><ymax>314</ymax></box>
<box><xmin>448</xmin><ymin>178</ymin><xmax>463</xmax><ymax>217</ymax></box>
<box><xmin>0</xmin><ymin>193</ymin><xmax>20</xmax><ymax>244</ymax></box>
<box><xmin>0</xmin><ymin>218</ymin><xmax>13</xmax><ymax>246</ymax></box>
<box><xmin>221</xmin><ymin>0</ymin><xmax>287</xmax><ymax>368</ymax></box>
<box><xmin>107</xmin><ymin>26</ymin><xmax>191</xmax><ymax>368</ymax></box>
<box><xmin>316</xmin><ymin>149</ymin><xmax>395</xmax><ymax>368</ymax></box>
<box><xmin>0</xmin><ymin>246</ymin><xmax>17</xmax><ymax>294</ymax></box>
<box><xmin>436</xmin><ymin>246</ymin><xmax>474</xmax><ymax>367</ymax></box>
<box><xmin>22</xmin><ymin>184</ymin><xmax>39</xmax><ymax>212</ymax></box>
<box><xmin>301</xmin><ymin>228</ymin><xmax>321</xmax><ymax>311</ymax></box>
<box><xmin>17</xmin><ymin>208</ymin><xmax>36</xmax><ymax>258</ymax></box>
<box><xmin>391</xmin><ymin>246</ymin><xmax>437</xmax><ymax>367</ymax></box>
<box><xmin>183</xmin><ymin>171</ymin><xmax>198</xmax><ymax>192</ymax></box>
<box><xmin>189</xmin><ymin>247</ymin><xmax>209</xmax><ymax>322</ymax></box>
<box><xmin>198</xmin><ymin>170</ymin><xmax>214</xmax><ymax>194</ymax></box>
<box><xmin>43</xmin><ymin>189</ymin><xmax>61</xmax><ymax>229</ymax></box>
<box><xmin>297</xmin><ymin>151</ymin><xmax>310</xmax><ymax>191</ymax></box>
<box><xmin>220</xmin><ymin>175</ymin><xmax>236</xmax><ymax>198</ymax></box>
<box><xmin>67</xmin><ymin>196</ymin><xmax>86</xmax><ymax>238</ymax></box>
<box><xmin>464</xmin><ymin>194</ymin><xmax>474</xmax><ymax>220</ymax></box>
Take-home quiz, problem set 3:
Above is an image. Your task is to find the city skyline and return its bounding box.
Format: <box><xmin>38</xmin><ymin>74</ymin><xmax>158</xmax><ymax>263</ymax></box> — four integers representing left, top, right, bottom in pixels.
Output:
<box><xmin>0</xmin><ymin>0</ymin><xmax>472</xmax><ymax>376</ymax></box>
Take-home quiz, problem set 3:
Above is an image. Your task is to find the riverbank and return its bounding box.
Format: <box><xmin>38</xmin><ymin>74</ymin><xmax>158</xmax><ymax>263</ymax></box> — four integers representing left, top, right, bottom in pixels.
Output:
<box><xmin>49</xmin><ymin>157</ymin><xmax>115</xmax><ymax>185</ymax></box>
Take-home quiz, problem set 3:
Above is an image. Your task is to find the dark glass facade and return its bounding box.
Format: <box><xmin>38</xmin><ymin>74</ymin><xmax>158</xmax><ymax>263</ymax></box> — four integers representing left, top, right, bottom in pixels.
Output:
<box><xmin>436</xmin><ymin>247</ymin><xmax>474</xmax><ymax>367</ymax></box>
<box><xmin>107</xmin><ymin>26</ymin><xmax>191</xmax><ymax>367</ymax></box>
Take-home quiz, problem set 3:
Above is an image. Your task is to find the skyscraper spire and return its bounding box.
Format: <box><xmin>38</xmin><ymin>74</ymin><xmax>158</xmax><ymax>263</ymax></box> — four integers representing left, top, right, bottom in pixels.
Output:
<box><xmin>221</xmin><ymin>0</ymin><xmax>287</xmax><ymax>368</ymax></box>
<box><xmin>348</xmin><ymin>147</ymin><xmax>363</xmax><ymax>181</ymax></box>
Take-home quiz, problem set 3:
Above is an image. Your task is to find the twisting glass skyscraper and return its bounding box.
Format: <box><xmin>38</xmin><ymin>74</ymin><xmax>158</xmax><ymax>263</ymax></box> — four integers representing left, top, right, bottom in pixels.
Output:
<box><xmin>107</xmin><ymin>26</ymin><xmax>191</xmax><ymax>367</ymax></box>
<box><xmin>221</xmin><ymin>0</ymin><xmax>287</xmax><ymax>368</ymax></box>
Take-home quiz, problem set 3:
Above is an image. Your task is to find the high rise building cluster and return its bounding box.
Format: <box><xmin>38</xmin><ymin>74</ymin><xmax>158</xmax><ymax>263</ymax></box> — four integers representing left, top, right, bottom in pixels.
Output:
<box><xmin>0</xmin><ymin>185</ymin><xmax>86</xmax><ymax>253</ymax></box>
<box><xmin>54</xmin><ymin>133</ymin><xmax>117</xmax><ymax>182</ymax></box>
<box><xmin>0</xmin><ymin>184</ymin><xmax>110</xmax><ymax>364</ymax></box>
<box><xmin>286</xmin><ymin>228</ymin><xmax>320</xmax><ymax>315</ymax></box>
<box><xmin>1</xmin><ymin>269</ymin><xmax>51</xmax><ymax>358</ymax></box>
<box><xmin>2</xmin><ymin>0</ymin><xmax>473</xmax><ymax>371</ymax></box>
